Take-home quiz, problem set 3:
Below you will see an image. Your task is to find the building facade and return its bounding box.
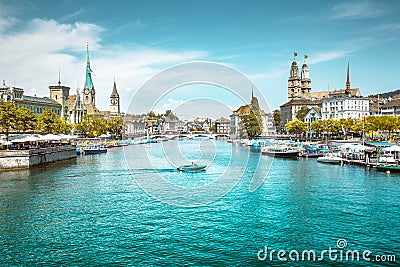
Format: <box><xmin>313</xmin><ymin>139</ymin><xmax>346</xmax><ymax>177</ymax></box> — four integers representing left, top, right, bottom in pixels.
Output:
<box><xmin>123</xmin><ymin>114</ymin><xmax>147</xmax><ymax>137</ymax></box>
<box><xmin>1</xmin><ymin>80</ymin><xmax>61</xmax><ymax>116</ymax></box>
<box><xmin>215</xmin><ymin>117</ymin><xmax>230</xmax><ymax>134</ymax></box>
<box><xmin>380</xmin><ymin>99</ymin><xmax>400</xmax><ymax>116</ymax></box>
<box><xmin>49</xmin><ymin>81</ymin><xmax>70</xmax><ymax>121</ymax></box>
<box><xmin>321</xmin><ymin>94</ymin><xmax>370</xmax><ymax>120</ymax></box>
<box><xmin>280</xmin><ymin>99</ymin><xmax>321</xmax><ymax>126</ymax></box>
<box><xmin>69</xmin><ymin>89</ymin><xmax>86</xmax><ymax>124</ymax></box>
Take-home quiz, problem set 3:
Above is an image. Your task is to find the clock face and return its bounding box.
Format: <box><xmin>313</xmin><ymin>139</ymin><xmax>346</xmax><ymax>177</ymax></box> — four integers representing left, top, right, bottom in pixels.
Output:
<box><xmin>111</xmin><ymin>98</ymin><xmax>117</xmax><ymax>105</ymax></box>
<box><xmin>84</xmin><ymin>88</ymin><xmax>89</xmax><ymax>95</ymax></box>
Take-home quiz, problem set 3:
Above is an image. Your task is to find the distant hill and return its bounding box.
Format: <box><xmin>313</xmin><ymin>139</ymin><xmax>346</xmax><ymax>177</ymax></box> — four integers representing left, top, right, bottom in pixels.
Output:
<box><xmin>369</xmin><ymin>89</ymin><xmax>400</xmax><ymax>98</ymax></box>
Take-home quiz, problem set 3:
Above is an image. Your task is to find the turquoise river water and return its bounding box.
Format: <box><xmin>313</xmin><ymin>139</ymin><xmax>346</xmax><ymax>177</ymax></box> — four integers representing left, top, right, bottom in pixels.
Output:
<box><xmin>0</xmin><ymin>139</ymin><xmax>399</xmax><ymax>266</ymax></box>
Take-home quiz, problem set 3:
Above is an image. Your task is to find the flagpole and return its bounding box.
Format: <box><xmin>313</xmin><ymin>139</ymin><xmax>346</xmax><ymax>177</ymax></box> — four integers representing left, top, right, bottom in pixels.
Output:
<box><xmin>362</xmin><ymin>116</ymin><xmax>365</xmax><ymax>146</ymax></box>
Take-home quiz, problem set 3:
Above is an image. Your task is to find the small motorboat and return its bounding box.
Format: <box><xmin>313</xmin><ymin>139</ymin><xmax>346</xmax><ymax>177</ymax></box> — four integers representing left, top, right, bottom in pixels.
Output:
<box><xmin>177</xmin><ymin>163</ymin><xmax>206</xmax><ymax>172</ymax></box>
<box><xmin>317</xmin><ymin>154</ymin><xmax>342</xmax><ymax>164</ymax></box>
<box><xmin>83</xmin><ymin>145</ymin><xmax>107</xmax><ymax>155</ymax></box>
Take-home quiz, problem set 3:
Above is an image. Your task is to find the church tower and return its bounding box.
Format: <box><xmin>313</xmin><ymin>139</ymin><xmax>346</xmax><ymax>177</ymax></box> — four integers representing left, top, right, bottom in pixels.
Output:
<box><xmin>288</xmin><ymin>52</ymin><xmax>301</xmax><ymax>100</ymax></box>
<box><xmin>300</xmin><ymin>55</ymin><xmax>311</xmax><ymax>96</ymax></box>
<box><xmin>49</xmin><ymin>70</ymin><xmax>70</xmax><ymax>120</ymax></box>
<box><xmin>110</xmin><ymin>79</ymin><xmax>120</xmax><ymax>116</ymax></box>
<box><xmin>83</xmin><ymin>44</ymin><xmax>96</xmax><ymax>106</ymax></box>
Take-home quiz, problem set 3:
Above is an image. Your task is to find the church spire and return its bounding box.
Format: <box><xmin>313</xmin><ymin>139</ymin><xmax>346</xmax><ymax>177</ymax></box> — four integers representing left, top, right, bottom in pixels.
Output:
<box><xmin>346</xmin><ymin>61</ymin><xmax>351</xmax><ymax>90</ymax></box>
<box><xmin>58</xmin><ymin>67</ymin><xmax>61</xmax><ymax>85</ymax></box>
<box><xmin>84</xmin><ymin>43</ymin><xmax>94</xmax><ymax>91</ymax></box>
<box><xmin>111</xmin><ymin>77</ymin><xmax>119</xmax><ymax>97</ymax></box>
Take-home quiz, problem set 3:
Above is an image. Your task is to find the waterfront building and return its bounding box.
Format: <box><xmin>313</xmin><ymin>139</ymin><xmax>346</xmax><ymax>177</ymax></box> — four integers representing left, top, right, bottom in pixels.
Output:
<box><xmin>262</xmin><ymin>113</ymin><xmax>276</xmax><ymax>135</ymax></box>
<box><xmin>304</xmin><ymin>107</ymin><xmax>322</xmax><ymax>125</ymax></box>
<box><xmin>0</xmin><ymin>80</ymin><xmax>61</xmax><ymax>116</ymax></box>
<box><xmin>229</xmin><ymin>91</ymin><xmax>271</xmax><ymax>139</ymax></box>
<box><xmin>163</xmin><ymin>114</ymin><xmax>179</xmax><ymax>133</ymax></box>
<box><xmin>280</xmin><ymin>98</ymin><xmax>321</xmax><ymax>126</ymax></box>
<box><xmin>123</xmin><ymin>114</ymin><xmax>147</xmax><ymax>137</ymax></box>
<box><xmin>380</xmin><ymin>99</ymin><xmax>400</xmax><ymax>116</ymax></box>
<box><xmin>215</xmin><ymin>117</ymin><xmax>230</xmax><ymax>134</ymax></box>
<box><xmin>321</xmin><ymin>94</ymin><xmax>370</xmax><ymax>119</ymax></box>
<box><xmin>320</xmin><ymin>64</ymin><xmax>369</xmax><ymax>120</ymax></box>
<box><xmin>177</xmin><ymin>120</ymin><xmax>188</xmax><ymax>133</ymax></box>
<box><xmin>110</xmin><ymin>80</ymin><xmax>120</xmax><ymax>116</ymax></box>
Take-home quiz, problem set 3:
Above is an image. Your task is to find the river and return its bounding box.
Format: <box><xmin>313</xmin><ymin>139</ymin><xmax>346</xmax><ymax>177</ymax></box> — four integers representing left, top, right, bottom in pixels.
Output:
<box><xmin>0</xmin><ymin>139</ymin><xmax>399</xmax><ymax>266</ymax></box>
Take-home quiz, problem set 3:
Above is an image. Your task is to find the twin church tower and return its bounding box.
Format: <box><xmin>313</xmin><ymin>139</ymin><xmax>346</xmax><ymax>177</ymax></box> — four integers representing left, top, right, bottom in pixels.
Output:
<box><xmin>287</xmin><ymin>53</ymin><xmax>311</xmax><ymax>100</ymax></box>
<box><xmin>49</xmin><ymin>45</ymin><xmax>120</xmax><ymax>123</ymax></box>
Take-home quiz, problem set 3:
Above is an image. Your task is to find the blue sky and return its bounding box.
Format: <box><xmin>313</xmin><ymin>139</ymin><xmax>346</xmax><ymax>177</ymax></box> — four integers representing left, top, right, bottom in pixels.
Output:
<box><xmin>0</xmin><ymin>0</ymin><xmax>399</xmax><ymax>120</ymax></box>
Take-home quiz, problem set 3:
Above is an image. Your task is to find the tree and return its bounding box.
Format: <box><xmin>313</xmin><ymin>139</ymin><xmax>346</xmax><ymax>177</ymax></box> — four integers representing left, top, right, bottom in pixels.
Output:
<box><xmin>241</xmin><ymin>112</ymin><xmax>262</xmax><ymax>139</ymax></box>
<box><xmin>296</xmin><ymin>106</ymin><xmax>310</xmax><ymax>121</ymax></box>
<box><xmin>38</xmin><ymin>109</ymin><xmax>69</xmax><ymax>134</ymax></box>
<box><xmin>285</xmin><ymin>119</ymin><xmax>307</xmax><ymax>135</ymax></box>
<box><xmin>15</xmin><ymin>107</ymin><xmax>37</xmax><ymax>132</ymax></box>
<box><xmin>381</xmin><ymin>115</ymin><xmax>399</xmax><ymax>139</ymax></box>
<box><xmin>76</xmin><ymin>114</ymin><xmax>107</xmax><ymax>137</ymax></box>
<box><xmin>107</xmin><ymin>116</ymin><xmax>126</xmax><ymax>139</ymax></box>
<box><xmin>209</xmin><ymin>124</ymin><xmax>216</xmax><ymax>133</ymax></box>
<box><xmin>0</xmin><ymin>101</ymin><xmax>18</xmax><ymax>140</ymax></box>
<box><xmin>272</xmin><ymin>109</ymin><xmax>281</xmax><ymax>127</ymax></box>
<box><xmin>325</xmin><ymin>118</ymin><xmax>341</xmax><ymax>135</ymax></box>
<box><xmin>310</xmin><ymin>120</ymin><xmax>323</xmax><ymax>134</ymax></box>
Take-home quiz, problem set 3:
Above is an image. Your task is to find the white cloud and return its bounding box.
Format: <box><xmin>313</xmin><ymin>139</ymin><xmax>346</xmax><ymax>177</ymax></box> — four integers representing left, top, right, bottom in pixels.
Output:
<box><xmin>0</xmin><ymin>17</ymin><xmax>208</xmax><ymax>113</ymax></box>
<box><xmin>307</xmin><ymin>51</ymin><xmax>349</xmax><ymax>64</ymax></box>
<box><xmin>330</xmin><ymin>1</ymin><xmax>386</xmax><ymax>20</ymax></box>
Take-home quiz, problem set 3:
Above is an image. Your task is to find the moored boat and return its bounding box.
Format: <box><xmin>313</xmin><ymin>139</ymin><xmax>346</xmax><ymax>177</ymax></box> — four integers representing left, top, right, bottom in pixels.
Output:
<box><xmin>177</xmin><ymin>163</ymin><xmax>206</xmax><ymax>172</ymax></box>
<box><xmin>83</xmin><ymin>145</ymin><xmax>107</xmax><ymax>155</ymax></box>
<box><xmin>317</xmin><ymin>154</ymin><xmax>342</xmax><ymax>164</ymax></box>
<box><xmin>261</xmin><ymin>146</ymin><xmax>300</xmax><ymax>158</ymax></box>
<box><xmin>377</xmin><ymin>165</ymin><xmax>400</xmax><ymax>173</ymax></box>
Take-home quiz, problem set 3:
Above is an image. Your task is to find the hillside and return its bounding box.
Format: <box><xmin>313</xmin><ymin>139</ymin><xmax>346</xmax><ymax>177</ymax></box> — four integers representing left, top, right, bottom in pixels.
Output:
<box><xmin>369</xmin><ymin>89</ymin><xmax>400</xmax><ymax>98</ymax></box>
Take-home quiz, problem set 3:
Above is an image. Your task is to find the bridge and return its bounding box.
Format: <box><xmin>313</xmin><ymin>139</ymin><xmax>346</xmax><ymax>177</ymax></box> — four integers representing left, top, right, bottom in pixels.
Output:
<box><xmin>132</xmin><ymin>133</ymin><xmax>230</xmax><ymax>140</ymax></box>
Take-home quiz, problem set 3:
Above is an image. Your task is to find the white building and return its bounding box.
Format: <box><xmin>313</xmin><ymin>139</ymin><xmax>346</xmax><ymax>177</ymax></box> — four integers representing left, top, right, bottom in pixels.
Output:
<box><xmin>380</xmin><ymin>99</ymin><xmax>400</xmax><ymax>116</ymax></box>
<box><xmin>321</xmin><ymin>95</ymin><xmax>370</xmax><ymax>120</ymax></box>
<box><xmin>215</xmin><ymin>117</ymin><xmax>230</xmax><ymax>134</ymax></box>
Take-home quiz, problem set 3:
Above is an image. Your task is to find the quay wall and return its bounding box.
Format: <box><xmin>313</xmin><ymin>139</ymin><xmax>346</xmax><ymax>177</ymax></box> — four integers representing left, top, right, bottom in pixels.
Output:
<box><xmin>0</xmin><ymin>145</ymin><xmax>77</xmax><ymax>170</ymax></box>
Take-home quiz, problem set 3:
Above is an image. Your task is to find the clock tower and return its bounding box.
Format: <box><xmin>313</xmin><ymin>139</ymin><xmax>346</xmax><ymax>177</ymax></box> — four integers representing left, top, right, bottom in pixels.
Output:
<box><xmin>110</xmin><ymin>79</ymin><xmax>120</xmax><ymax>116</ymax></box>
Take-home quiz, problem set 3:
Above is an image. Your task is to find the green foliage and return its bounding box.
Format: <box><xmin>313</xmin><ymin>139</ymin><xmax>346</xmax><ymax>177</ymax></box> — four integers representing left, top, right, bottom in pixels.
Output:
<box><xmin>285</xmin><ymin>119</ymin><xmax>307</xmax><ymax>135</ymax></box>
<box><xmin>148</xmin><ymin>111</ymin><xmax>156</xmax><ymax>118</ymax></box>
<box><xmin>76</xmin><ymin>114</ymin><xmax>107</xmax><ymax>137</ymax></box>
<box><xmin>296</xmin><ymin>106</ymin><xmax>310</xmax><ymax>121</ymax></box>
<box><xmin>240</xmin><ymin>112</ymin><xmax>262</xmax><ymax>139</ymax></box>
<box><xmin>107</xmin><ymin>116</ymin><xmax>126</xmax><ymax>139</ymax></box>
<box><xmin>209</xmin><ymin>124</ymin><xmax>216</xmax><ymax>133</ymax></box>
<box><xmin>0</xmin><ymin>101</ymin><xmax>18</xmax><ymax>139</ymax></box>
<box><xmin>272</xmin><ymin>109</ymin><xmax>281</xmax><ymax>127</ymax></box>
<box><xmin>16</xmin><ymin>107</ymin><xmax>37</xmax><ymax>131</ymax></box>
<box><xmin>37</xmin><ymin>109</ymin><xmax>71</xmax><ymax>134</ymax></box>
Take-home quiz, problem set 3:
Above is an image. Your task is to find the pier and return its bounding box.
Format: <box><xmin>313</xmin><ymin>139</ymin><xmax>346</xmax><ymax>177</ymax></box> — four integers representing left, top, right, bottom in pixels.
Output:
<box><xmin>0</xmin><ymin>145</ymin><xmax>77</xmax><ymax>170</ymax></box>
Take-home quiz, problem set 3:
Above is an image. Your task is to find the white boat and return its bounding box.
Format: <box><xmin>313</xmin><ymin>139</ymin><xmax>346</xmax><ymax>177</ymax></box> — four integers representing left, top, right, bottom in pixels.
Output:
<box><xmin>261</xmin><ymin>146</ymin><xmax>300</xmax><ymax>158</ymax></box>
<box><xmin>317</xmin><ymin>154</ymin><xmax>343</xmax><ymax>164</ymax></box>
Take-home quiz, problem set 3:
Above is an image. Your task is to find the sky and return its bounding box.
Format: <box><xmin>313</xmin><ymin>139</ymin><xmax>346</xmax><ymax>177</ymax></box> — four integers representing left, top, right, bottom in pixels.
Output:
<box><xmin>0</xmin><ymin>0</ymin><xmax>399</xmax><ymax>120</ymax></box>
